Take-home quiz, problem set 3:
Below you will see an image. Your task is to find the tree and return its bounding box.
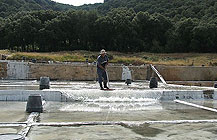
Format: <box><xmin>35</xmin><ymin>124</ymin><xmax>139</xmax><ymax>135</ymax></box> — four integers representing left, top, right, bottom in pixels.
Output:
<box><xmin>0</xmin><ymin>17</ymin><xmax>5</xmax><ymax>49</ymax></box>
<box><xmin>14</xmin><ymin>15</ymin><xmax>42</xmax><ymax>51</ymax></box>
<box><xmin>133</xmin><ymin>11</ymin><xmax>172</xmax><ymax>52</ymax></box>
<box><xmin>175</xmin><ymin>18</ymin><xmax>198</xmax><ymax>52</ymax></box>
<box><xmin>106</xmin><ymin>8</ymin><xmax>136</xmax><ymax>52</ymax></box>
<box><xmin>132</xmin><ymin>11</ymin><xmax>153</xmax><ymax>51</ymax></box>
<box><xmin>149</xmin><ymin>13</ymin><xmax>173</xmax><ymax>52</ymax></box>
<box><xmin>191</xmin><ymin>23</ymin><xmax>217</xmax><ymax>52</ymax></box>
<box><xmin>93</xmin><ymin>16</ymin><xmax>115</xmax><ymax>50</ymax></box>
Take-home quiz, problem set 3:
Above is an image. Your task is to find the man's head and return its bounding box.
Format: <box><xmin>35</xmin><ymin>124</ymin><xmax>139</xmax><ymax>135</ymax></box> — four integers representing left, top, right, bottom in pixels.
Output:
<box><xmin>100</xmin><ymin>49</ymin><xmax>106</xmax><ymax>56</ymax></box>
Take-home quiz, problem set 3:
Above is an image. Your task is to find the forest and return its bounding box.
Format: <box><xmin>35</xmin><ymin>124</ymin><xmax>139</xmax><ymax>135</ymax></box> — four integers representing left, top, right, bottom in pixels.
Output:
<box><xmin>0</xmin><ymin>0</ymin><xmax>217</xmax><ymax>53</ymax></box>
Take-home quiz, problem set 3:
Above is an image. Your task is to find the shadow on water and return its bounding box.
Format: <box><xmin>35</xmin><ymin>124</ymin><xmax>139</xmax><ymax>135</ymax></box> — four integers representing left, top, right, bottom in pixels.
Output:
<box><xmin>122</xmin><ymin>124</ymin><xmax>165</xmax><ymax>137</ymax></box>
<box><xmin>204</xmin><ymin>125</ymin><xmax>217</xmax><ymax>135</ymax></box>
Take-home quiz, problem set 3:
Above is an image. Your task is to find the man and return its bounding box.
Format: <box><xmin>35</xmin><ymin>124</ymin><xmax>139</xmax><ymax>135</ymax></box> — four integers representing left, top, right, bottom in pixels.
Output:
<box><xmin>97</xmin><ymin>49</ymin><xmax>109</xmax><ymax>90</ymax></box>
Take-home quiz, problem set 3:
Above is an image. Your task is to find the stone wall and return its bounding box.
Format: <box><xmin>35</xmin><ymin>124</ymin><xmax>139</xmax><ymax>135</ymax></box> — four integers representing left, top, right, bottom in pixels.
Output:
<box><xmin>155</xmin><ymin>65</ymin><xmax>217</xmax><ymax>81</ymax></box>
<box><xmin>0</xmin><ymin>61</ymin><xmax>217</xmax><ymax>81</ymax></box>
<box><xmin>29</xmin><ymin>64</ymin><xmax>97</xmax><ymax>80</ymax></box>
<box><xmin>0</xmin><ymin>62</ymin><xmax>7</xmax><ymax>79</ymax></box>
<box><xmin>29</xmin><ymin>63</ymin><xmax>147</xmax><ymax>81</ymax></box>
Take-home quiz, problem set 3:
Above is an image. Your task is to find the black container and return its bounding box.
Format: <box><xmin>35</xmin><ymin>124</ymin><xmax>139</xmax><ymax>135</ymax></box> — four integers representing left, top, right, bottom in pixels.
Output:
<box><xmin>26</xmin><ymin>94</ymin><xmax>43</xmax><ymax>113</ymax></box>
<box><xmin>125</xmin><ymin>79</ymin><xmax>132</xmax><ymax>85</ymax></box>
<box><xmin>149</xmin><ymin>77</ymin><xmax>158</xmax><ymax>88</ymax></box>
<box><xmin>40</xmin><ymin>77</ymin><xmax>50</xmax><ymax>90</ymax></box>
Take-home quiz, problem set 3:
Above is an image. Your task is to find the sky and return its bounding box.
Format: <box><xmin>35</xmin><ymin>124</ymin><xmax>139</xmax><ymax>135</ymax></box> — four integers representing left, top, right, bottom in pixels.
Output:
<box><xmin>52</xmin><ymin>0</ymin><xmax>104</xmax><ymax>6</ymax></box>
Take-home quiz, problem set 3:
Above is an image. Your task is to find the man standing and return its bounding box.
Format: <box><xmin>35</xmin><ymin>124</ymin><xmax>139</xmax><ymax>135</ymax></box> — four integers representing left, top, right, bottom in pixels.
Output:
<box><xmin>97</xmin><ymin>49</ymin><xmax>109</xmax><ymax>90</ymax></box>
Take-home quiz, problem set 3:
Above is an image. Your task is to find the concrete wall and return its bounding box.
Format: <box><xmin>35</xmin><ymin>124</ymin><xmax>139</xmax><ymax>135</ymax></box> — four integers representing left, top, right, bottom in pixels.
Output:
<box><xmin>0</xmin><ymin>61</ymin><xmax>217</xmax><ymax>81</ymax></box>
<box><xmin>7</xmin><ymin>62</ymin><xmax>29</xmax><ymax>79</ymax></box>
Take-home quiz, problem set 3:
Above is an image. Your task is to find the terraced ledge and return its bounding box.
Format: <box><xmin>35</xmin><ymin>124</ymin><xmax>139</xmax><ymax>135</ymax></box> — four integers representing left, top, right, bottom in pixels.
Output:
<box><xmin>0</xmin><ymin>89</ymin><xmax>216</xmax><ymax>101</ymax></box>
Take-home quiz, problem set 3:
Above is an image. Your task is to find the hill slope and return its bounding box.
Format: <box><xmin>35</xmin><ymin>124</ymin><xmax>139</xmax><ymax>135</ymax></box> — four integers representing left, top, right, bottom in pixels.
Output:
<box><xmin>99</xmin><ymin>0</ymin><xmax>217</xmax><ymax>21</ymax></box>
<box><xmin>0</xmin><ymin>0</ymin><xmax>74</xmax><ymax>17</ymax></box>
<box><xmin>1</xmin><ymin>0</ymin><xmax>217</xmax><ymax>53</ymax></box>
<box><xmin>1</xmin><ymin>0</ymin><xmax>217</xmax><ymax>21</ymax></box>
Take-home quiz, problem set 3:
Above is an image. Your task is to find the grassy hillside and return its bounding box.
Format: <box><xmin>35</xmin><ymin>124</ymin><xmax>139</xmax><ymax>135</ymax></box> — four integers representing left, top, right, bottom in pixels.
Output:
<box><xmin>1</xmin><ymin>50</ymin><xmax>217</xmax><ymax>66</ymax></box>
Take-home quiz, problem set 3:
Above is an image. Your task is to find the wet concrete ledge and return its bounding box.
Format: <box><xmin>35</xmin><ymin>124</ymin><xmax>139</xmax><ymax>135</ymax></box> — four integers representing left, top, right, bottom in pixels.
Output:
<box><xmin>167</xmin><ymin>81</ymin><xmax>217</xmax><ymax>87</ymax></box>
<box><xmin>0</xmin><ymin>89</ymin><xmax>216</xmax><ymax>101</ymax></box>
<box><xmin>0</xmin><ymin>90</ymin><xmax>63</xmax><ymax>101</ymax></box>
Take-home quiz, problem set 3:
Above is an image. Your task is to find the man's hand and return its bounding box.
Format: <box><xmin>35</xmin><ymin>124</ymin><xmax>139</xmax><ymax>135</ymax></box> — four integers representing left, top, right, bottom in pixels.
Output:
<box><xmin>99</xmin><ymin>65</ymin><xmax>106</xmax><ymax>71</ymax></box>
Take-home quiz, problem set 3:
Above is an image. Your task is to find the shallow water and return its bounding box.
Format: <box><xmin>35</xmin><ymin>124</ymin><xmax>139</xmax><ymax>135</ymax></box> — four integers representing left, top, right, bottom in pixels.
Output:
<box><xmin>0</xmin><ymin>100</ymin><xmax>217</xmax><ymax>139</ymax></box>
<box><xmin>0</xmin><ymin>80</ymin><xmax>216</xmax><ymax>139</ymax></box>
<box><xmin>28</xmin><ymin>123</ymin><xmax>217</xmax><ymax>140</ymax></box>
<box><xmin>41</xmin><ymin>100</ymin><xmax>217</xmax><ymax>123</ymax></box>
<box><xmin>29</xmin><ymin>100</ymin><xmax>217</xmax><ymax>139</ymax></box>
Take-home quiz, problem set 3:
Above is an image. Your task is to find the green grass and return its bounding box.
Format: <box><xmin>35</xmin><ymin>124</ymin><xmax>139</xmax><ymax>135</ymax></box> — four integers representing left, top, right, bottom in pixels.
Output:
<box><xmin>1</xmin><ymin>50</ymin><xmax>217</xmax><ymax>66</ymax></box>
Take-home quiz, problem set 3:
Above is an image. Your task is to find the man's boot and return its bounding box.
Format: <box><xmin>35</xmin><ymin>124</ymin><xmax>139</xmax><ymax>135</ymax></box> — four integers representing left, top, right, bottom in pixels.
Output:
<box><xmin>100</xmin><ymin>83</ymin><xmax>104</xmax><ymax>90</ymax></box>
<box><xmin>104</xmin><ymin>81</ymin><xmax>109</xmax><ymax>89</ymax></box>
